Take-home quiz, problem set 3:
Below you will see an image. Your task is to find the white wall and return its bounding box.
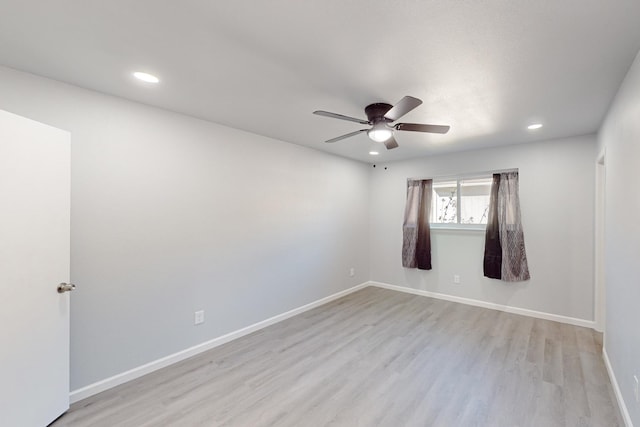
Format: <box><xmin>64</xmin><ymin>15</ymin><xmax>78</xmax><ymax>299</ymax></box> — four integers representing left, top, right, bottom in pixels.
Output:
<box><xmin>599</xmin><ymin>49</ymin><xmax>640</xmax><ymax>425</ymax></box>
<box><xmin>0</xmin><ymin>66</ymin><xmax>371</xmax><ymax>390</ymax></box>
<box><xmin>369</xmin><ymin>136</ymin><xmax>596</xmax><ymax>321</ymax></box>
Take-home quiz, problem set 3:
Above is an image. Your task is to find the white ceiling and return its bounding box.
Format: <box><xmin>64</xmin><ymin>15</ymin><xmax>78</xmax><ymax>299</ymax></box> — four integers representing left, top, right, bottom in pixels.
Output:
<box><xmin>1</xmin><ymin>1</ymin><xmax>640</xmax><ymax>163</ymax></box>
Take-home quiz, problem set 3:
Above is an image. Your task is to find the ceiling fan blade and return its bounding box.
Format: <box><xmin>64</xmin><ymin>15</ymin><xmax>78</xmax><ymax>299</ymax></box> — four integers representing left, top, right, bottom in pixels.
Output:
<box><xmin>384</xmin><ymin>96</ymin><xmax>423</xmax><ymax>121</ymax></box>
<box><xmin>325</xmin><ymin>129</ymin><xmax>367</xmax><ymax>143</ymax></box>
<box><xmin>395</xmin><ymin>123</ymin><xmax>450</xmax><ymax>134</ymax></box>
<box><xmin>383</xmin><ymin>135</ymin><xmax>399</xmax><ymax>150</ymax></box>
<box><xmin>313</xmin><ymin>110</ymin><xmax>370</xmax><ymax>125</ymax></box>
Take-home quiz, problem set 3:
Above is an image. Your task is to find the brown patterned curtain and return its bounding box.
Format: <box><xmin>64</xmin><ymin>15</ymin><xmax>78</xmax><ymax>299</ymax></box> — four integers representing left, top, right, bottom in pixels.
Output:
<box><xmin>483</xmin><ymin>172</ymin><xmax>530</xmax><ymax>281</ymax></box>
<box><xmin>402</xmin><ymin>179</ymin><xmax>432</xmax><ymax>270</ymax></box>
<box><xmin>483</xmin><ymin>174</ymin><xmax>502</xmax><ymax>279</ymax></box>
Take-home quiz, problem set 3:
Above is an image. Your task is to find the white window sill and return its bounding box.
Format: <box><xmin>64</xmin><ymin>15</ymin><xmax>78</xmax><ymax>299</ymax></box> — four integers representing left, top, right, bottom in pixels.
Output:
<box><xmin>430</xmin><ymin>225</ymin><xmax>486</xmax><ymax>233</ymax></box>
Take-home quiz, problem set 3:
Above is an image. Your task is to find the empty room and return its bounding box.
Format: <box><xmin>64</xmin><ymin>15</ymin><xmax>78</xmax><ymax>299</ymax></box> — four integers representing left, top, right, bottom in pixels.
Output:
<box><xmin>2</xmin><ymin>1</ymin><xmax>640</xmax><ymax>426</ymax></box>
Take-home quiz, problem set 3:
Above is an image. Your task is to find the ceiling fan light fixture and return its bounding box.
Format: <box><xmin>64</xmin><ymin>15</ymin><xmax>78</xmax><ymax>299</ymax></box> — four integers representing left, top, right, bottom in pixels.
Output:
<box><xmin>367</xmin><ymin>122</ymin><xmax>392</xmax><ymax>142</ymax></box>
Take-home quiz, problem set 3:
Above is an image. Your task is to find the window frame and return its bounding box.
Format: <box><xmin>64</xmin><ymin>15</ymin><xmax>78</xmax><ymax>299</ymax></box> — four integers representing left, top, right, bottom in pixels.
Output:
<box><xmin>430</xmin><ymin>174</ymin><xmax>493</xmax><ymax>231</ymax></box>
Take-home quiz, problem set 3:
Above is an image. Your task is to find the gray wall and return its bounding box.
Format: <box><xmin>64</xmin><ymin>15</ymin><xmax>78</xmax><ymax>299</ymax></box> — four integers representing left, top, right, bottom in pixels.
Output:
<box><xmin>599</xmin><ymin>50</ymin><xmax>640</xmax><ymax>425</ymax></box>
<box><xmin>0</xmin><ymin>66</ymin><xmax>371</xmax><ymax>390</ymax></box>
<box><xmin>369</xmin><ymin>136</ymin><xmax>596</xmax><ymax>321</ymax></box>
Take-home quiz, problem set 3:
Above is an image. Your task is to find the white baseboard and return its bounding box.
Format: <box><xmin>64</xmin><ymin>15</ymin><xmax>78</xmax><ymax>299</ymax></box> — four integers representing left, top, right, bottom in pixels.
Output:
<box><xmin>603</xmin><ymin>347</ymin><xmax>634</xmax><ymax>427</ymax></box>
<box><xmin>70</xmin><ymin>282</ymin><xmax>370</xmax><ymax>403</ymax></box>
<box><xmin>369</xmin><ymin>281</ymin><xmax>596</xmax><ymax>329</ymax></box>
<box><xmin>70</xmin><ymin>280</ymin><xmax>597</xmax><ymax>404</ymax></box>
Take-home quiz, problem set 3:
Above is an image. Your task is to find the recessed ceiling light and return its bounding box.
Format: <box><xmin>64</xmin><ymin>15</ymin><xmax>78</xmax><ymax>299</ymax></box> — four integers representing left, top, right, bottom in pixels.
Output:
<box><xmin>133</xmin><ymin>72</ymin><xmax>160</xmax><ymax>83</ymax></box>
<box><xmin>369</xmin><ymin>151</ymin><xmax>379</xmax><ymax>156</ymax></box>
<box><xmin>527</xmin><ymin>123</ymin><xmax>543</xmax><ymax>130</ymax></box>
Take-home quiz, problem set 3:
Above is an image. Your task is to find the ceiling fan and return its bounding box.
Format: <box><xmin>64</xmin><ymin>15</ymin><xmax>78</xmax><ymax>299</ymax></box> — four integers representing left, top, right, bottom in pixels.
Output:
<box><xmin>313</xmin><ymin>96</ymin><xmax>450</xmax><ymax>150</ymax></box>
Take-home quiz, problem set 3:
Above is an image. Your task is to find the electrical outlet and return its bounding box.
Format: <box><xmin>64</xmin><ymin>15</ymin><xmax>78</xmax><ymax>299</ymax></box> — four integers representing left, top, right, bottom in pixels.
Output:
<box><xmin>349</xmin><ymin>268</ymin><xmax>355</xmax><ymax>277</ymax></box>
<box><xmin>634</xmin><ymin>375</ymin><xmax>639</xmax><ymax>403</ymax></box>
<box><xmin>453</xmin><ymin>274</ymin><xmax>461</xmax><ymax>284</ymax></box>
<box><xmin>194</xmin><ymin>310</ymin><xmax>205</xmax><ymax>325</ymax></box>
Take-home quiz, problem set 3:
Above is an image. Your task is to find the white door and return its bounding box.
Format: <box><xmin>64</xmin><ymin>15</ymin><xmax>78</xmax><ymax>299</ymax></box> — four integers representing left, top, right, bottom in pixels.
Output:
<box><xmin>0</xmin><ymin>109</ymin><xmax>71</xmax><ymax>426</ymax></box>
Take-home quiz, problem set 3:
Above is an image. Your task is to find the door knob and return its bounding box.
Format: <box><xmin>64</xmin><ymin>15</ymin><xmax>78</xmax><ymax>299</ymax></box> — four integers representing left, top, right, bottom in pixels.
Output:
<box><xmin>57</xmin><ymin>283</ymin><xmax>76</xmax><ymax>293</ymax></box>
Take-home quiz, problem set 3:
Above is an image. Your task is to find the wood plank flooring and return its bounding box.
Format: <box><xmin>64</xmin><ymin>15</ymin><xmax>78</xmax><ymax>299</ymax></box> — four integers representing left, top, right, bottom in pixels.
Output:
<box><xmin>52</xmin><ymin>287</ymin><xmax>623</xmax><ymax>426</ymax></box>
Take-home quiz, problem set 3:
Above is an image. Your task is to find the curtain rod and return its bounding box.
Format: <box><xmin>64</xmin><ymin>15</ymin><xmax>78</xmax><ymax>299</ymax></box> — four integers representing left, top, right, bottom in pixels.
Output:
<box><xmin>409</xmin><ymin>167</ymin><xmax>518</xmax><ymax>182</ymax></box>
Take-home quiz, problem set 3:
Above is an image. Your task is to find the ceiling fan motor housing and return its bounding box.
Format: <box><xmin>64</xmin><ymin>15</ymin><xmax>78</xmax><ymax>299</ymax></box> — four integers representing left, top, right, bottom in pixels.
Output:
<box><xmin>365</xmin><ymin>103</ymin><xmax>395</xmax><ymax>143</ymax></box>
<box><xmin>365</xmin><ymin>103</ymin><xmax>394</xmax><ymax>124</ymax></box>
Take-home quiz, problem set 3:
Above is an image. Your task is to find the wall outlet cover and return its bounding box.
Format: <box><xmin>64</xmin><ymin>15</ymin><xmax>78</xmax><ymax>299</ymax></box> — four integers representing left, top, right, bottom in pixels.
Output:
<box><xmin>194</xmin><ymin>310</ymin><xmax>205</xmax><ymax>325</ymax></box>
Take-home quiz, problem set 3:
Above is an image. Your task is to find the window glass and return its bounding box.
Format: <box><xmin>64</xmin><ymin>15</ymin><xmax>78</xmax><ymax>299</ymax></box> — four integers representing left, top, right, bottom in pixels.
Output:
<box><xmin>430</xmin><ymin>176</ymin><xmax>492</xmax><ymax>227</ymax></box>
<box><xmin>460</xmin><ymin>177</ymin><xmax>491</xmax><ymax>224</ymax></box>
<box><xmin>431</xmin><ymin>180</ymin><xmax>457</xmax><ymax>223</ymax></box>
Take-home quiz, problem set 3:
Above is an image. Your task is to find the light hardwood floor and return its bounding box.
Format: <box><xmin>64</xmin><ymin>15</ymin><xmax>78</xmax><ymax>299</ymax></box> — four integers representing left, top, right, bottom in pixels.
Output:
<box><xmin>52</xmin><ymin>287</ymin><xmax>623</xmax><ymax>427</ymax></box>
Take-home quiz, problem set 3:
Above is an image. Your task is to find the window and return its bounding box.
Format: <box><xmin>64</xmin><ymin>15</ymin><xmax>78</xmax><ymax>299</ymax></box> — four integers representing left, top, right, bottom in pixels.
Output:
<box><xmin>431</xmin><ymin>176</ymin><xmax>492</xmax><ymax>228</ymax></box>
